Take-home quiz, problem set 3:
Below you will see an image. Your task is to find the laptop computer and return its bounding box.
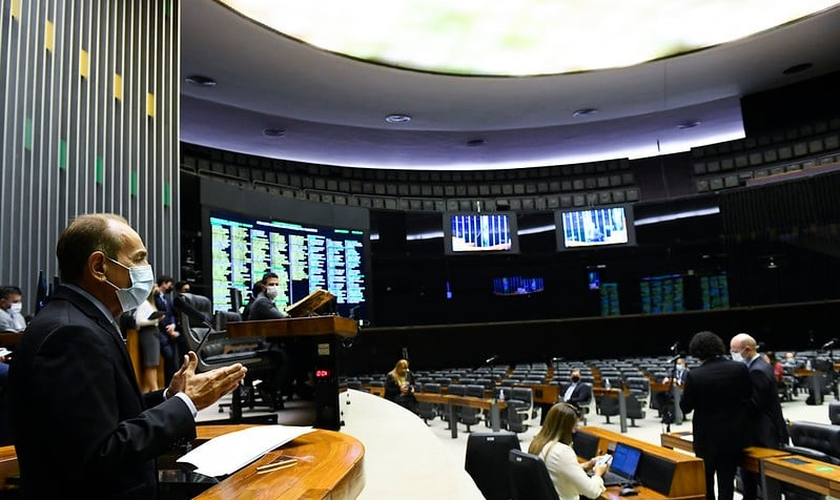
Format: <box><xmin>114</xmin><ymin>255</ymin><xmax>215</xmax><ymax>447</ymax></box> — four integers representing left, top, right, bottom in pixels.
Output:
<box><xmin>601</xmin><ymin>443</ymin><xmax>642</xmax><ymax>486</ymax></box>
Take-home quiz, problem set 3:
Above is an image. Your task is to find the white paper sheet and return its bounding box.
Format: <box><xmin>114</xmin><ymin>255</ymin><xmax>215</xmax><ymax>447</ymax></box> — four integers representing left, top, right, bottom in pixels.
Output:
<box><xmin>177</xmin><ymin>425</ymin><xmax>314</xmax><ymax>477</ymax></box>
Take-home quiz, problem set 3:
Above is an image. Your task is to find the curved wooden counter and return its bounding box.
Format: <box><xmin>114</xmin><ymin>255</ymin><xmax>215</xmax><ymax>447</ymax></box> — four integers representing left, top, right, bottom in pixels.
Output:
<box><xmin>193</xmin><ymin>425</ymin><xmax>365</xmax><ymax>500</ymax></box>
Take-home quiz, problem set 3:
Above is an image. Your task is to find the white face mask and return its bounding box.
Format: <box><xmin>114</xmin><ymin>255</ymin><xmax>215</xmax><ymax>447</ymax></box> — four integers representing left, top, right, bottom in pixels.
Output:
<box><xmin>9</xmin><ymin>303</ymin><xmax>22</xmax><ymax>315</ymax></box>
<box><xmin>265</xmin><ymin>285</ymin><xmax>279</xmax><ymax>299</ymax></box>
<box><xmin>731</xmin><ymin>350</ymin><xmax>746</xmax><ymax>363</ymax></box>
<box><xmin>106</xmin><ymin>258</ymin><xmax>155</xmax><ymax>312</ymax></box>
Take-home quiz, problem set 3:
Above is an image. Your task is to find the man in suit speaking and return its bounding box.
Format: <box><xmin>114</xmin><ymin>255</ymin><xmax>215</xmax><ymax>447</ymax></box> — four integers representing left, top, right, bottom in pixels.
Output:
<box><xmin>8</xmin><ymin>213</ymin><xmax>247</xmax><ymax>500</ymax></box>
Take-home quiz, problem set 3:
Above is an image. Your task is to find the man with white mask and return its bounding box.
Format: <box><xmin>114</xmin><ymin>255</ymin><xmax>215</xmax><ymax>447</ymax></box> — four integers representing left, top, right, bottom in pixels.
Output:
<box><xmin>729</xmin><ymin>332</ymin><xmax>789</xmax><ymax>500</ymax></box>
<box><xmin>8</xmin><ymin>213</ymin><xmax>247</xmax><ymax>500</ymax></box>
<box><xmin>247</xmin><ymin>271</ymin><xmax>288</xmax><ymax>320</ymax></box>
<box><xmin>0</xmin><ymin>286</ymin><xmax>27</xmax><ymax>332</ymax></box>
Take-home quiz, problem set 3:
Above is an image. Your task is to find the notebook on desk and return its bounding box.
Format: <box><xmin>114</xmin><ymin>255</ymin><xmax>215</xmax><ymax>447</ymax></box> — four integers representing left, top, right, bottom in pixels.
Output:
<box><xmin>601</xmin><ymin>443</ymin><xmax>642</xmax><ymax>486</ymax></box>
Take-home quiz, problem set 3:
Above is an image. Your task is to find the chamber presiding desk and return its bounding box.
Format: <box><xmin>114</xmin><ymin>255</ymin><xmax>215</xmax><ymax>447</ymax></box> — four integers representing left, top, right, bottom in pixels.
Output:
<box><xmin>226</xmin><ymin>316</ymin><xmax>358</xmax><ymax>430</ymax></box>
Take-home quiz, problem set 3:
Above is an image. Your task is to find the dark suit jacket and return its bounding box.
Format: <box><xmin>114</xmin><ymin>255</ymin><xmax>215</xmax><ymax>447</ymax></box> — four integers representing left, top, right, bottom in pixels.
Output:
<box><xmin>563</xmin><ymin>382</ymin><xmax>592</xmax><ymax>407</ymax></box>
<box><xmin>154</xmin><ymin>290</ymin><xmax>177</xmax><ymax>334</ymax></box>
<box><xmin>8</xmin><ymin>286</ymin><xmax>196</xmax><ymax>500</ymax></box>
<box><xmin>747</xmin><ymin>356</ymin><xmax>790</xmax><ymax>448</ymax></box>
<box><xmin>247</xmin><ymin>294</ymin><xmax>286</xmax><ymax>320</ymax></box>
<box><xmin>680</xmin><ymin>356</ymin><xmax>752</xmax><ymax>458</ymax></box>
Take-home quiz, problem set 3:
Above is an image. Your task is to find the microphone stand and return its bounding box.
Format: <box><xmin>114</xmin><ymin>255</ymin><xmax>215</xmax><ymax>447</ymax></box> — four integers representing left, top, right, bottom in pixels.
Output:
<box><xmin>665</xmin><ymin>359</ymin><xmax>676</xmax><ymax>433</ymax></box>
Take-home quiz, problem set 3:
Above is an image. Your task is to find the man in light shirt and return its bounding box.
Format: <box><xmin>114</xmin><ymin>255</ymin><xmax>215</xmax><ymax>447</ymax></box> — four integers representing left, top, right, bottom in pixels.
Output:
<box><xmin>0</xmin><ymin>286</ymin><xmax>27</xmax><ymax>332</ymax></box>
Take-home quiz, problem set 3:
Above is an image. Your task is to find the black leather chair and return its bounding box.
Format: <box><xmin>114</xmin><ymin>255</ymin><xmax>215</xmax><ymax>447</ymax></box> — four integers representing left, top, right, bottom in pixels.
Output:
<box><xmin>508</xmin><ymin>449</ymin><xmax>560</xmax><ymax>500</ymax></box>
<box><xmin>417</xmin><ymin>382</ymin><xmax>440</xmax><ymax>424</ymax></box>
<box><xmin>176</xmin><ymin>293</ymin><xmax>282</xmax><ymax>420</ymax></box>
<box><xmin>779</xmin><ymin>421</ymin><xmax>840</xmax><ymax>500</ymax></box>
<box><xmin>829</xmin><ymin>402</ymin><xmax>840</xmax><ymax>425</ymax></box>
<box><xmin>459</xmin><ymin>384</ymin><xmax>485</xmax><ymax>432</ymax></box>
<box><xmin>465</xmin><ymin>431</ymin><xmax>521</xmax><ymax>500</ymax></box>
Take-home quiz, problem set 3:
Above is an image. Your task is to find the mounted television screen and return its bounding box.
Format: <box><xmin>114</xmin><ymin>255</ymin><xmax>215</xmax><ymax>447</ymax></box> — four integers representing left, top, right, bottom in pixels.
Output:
<box><xmin>493</xmin><ymin>276</ymin><xmax>544</xmax><ymax>296</ymax></box>
<box><xmin>640</xmin><ymin>274</ymin><xmax>685</xmax><ymax>314</ymax></box>
<box><xmin>206</xmin><ymin>210</ymin><xmax>367</xmax><ymax>319</ymax></box>
<box><xmin>555</xmin><ymin>205</ymin><xmax>635</xmax><ymax>250</ymax></box>
<box><xmin>443</xmin><ymin>212</ymin><xmax>519</xmax><ymax>254</ymax></box>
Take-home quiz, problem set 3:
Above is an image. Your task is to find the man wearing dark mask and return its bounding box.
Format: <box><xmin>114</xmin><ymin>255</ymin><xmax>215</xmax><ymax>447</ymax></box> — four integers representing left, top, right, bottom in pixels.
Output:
<box><xmin>8</xmin><ymin>213</ymin><xmax>247</xmax><ymax>500</ymax></box>
<box><xmin>562</xmin><ymin>369</ymin><xmax>592</xmax><ymax>409</ymax></box>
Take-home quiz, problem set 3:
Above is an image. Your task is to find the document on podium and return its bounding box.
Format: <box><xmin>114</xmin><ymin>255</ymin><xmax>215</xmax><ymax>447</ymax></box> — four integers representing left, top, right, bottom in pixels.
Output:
<box><xmin>177</xmin><ymin>425</ymin><xmax>314</xmax><ymax>477</ymax></box>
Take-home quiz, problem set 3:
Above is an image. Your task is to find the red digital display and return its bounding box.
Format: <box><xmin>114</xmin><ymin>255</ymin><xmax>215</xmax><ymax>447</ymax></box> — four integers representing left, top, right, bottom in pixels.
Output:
<box><xmin>315</xmin><ymin>369</ymin><xmax>331</xmax><ymax>379</ymax></box>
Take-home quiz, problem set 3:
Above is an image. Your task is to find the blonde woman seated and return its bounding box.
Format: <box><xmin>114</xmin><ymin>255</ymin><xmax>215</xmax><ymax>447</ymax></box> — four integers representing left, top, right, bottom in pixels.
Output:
<box><xmin>384</xmin><ymin>358</ymin><xmax>418</xmax><ymax>413</ymax></box>
<box><xmin>528</xmin><ymin>403</ymin><xmax>609</xmax><ymax>500</ymax></box>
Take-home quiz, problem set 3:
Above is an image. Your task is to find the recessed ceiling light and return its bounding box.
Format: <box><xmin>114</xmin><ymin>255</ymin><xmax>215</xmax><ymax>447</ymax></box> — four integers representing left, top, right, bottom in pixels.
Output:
<box><xmin>572</xmin><ymin>108</ymin><xmax>598</xmax><ymax>118</ymax></box>
<box><xmin>385</xmin><ymin>113</ymin><xmax>411</xmax><ymax>123</ymax></box>
<box><xmin>184</xmin><ymin>74</ymin><xmax>216</xmax><ymax>87</ymax></box>
<box><xmin>263</xmin><ymin>128</ymin><xmax>286</xmax><ymax>137</ymax></box>
<box><xmin>677</xmin><ymin>120</ymin><xmax>701</xmax><ymax>130</ymax></box>
<box><xmin>782</xmin><ymin>62</ymin><xmax>813</xmax><ymax>75</ymax></box>
<box><xmin>466</xmin><ymin>139</ymin><xmax>485</xmax><ymax>147</ymax></box>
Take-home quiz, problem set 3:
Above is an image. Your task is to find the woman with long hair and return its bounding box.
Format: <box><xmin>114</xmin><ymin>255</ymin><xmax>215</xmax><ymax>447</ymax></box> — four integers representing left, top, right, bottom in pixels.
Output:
<box><xmin>528</xmin><ymin>402</ymin><xmax>608</xmax><ymax>500</ymax></box>
<box><xmin>384</xmin><ymin>358</ymin><xmax>418</xmax><ymax>413</ymax></box>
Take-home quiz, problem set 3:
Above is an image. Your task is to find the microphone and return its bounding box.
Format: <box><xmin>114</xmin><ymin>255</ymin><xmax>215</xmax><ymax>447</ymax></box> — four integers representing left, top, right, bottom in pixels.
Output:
<box><xmin>822</xmin><ymin>338</ymin><xmax>838</xmax><ymax>350</ymax></box>
<box><xmin>667</xmin><ymin>352</ymin><xmax>686</xmax><ymax>364</ymax></box>
<box><xmin>173</xmin><ymin>294</ymin><xmax>214</xmax><ymax>331</ymax></box>
<box><xmin>669</xmin><ymin>342</ymin><xmax>679</xmax><ymax>353</ymax></box>
<box><xmin>485</xmin><ymin>354</ymin><xmax>499</xmax><ymax>365</ymax></box>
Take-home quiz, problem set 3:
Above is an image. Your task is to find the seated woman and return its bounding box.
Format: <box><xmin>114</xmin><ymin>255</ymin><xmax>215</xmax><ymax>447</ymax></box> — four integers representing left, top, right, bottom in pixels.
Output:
<box><xmin>384</xmin><ymin>359</ymin><xmax>418</xmax><ymax>414</ymax></box>
<box><xmin>528</xmin><ymin>403</ymin><xmax>609</xmax><ymax>500</ymax></box>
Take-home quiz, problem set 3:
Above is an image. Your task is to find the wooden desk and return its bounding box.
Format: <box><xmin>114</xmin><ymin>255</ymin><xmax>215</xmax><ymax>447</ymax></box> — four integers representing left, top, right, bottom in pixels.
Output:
<box><xmin>226</xmin><ymin>317</ymin><xmax>358</xmax><ymax>430</ymax></box>
<box><xmin>0</xmin><ymin>425</ymin><xmax>366</xmax><ymax>500</ymax></box>
<box><xmin>580</xmin><ymin>427</ymin><xmax>705</xmax><ymax>499</ymax></box>
<box><xmin>413</xmin><ymin>393</ymin><xmax>506</xmax><ymax>438</ymax></box>
<box><xmin>0</xmin><ymin>333</ymin><xmax>21</xmax><ymax>348</ymax></box>
<box><xmin>659</xmin><ymin>432</ymin><xmax>790</xmax><ymax>474</ymax></box>
<box><xmin>226</xmin><ymin>316</ymin><xmax>358</xmax><ymax>339</ymax></box>
<box><xmin>189</xmin><ymin>425</ymin><xmax>365</xmax><ymax>500</ymax></box>
<box><xmin>762</xmin><ymin>454</ymin><xmax>840</xmax><ymax>499</ymax></box>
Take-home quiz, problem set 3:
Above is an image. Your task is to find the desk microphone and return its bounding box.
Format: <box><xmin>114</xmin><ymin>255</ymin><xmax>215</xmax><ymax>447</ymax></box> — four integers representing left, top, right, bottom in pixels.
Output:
<box><xmin>823</xmin><ymin>338</ymin><xmax>838</xmax><ymax>350</ymax></box>
<box><xmin>485</xmin><ymin>354</ymin><xmax>499</xmax><ymax>365</ymax></box>
<box><xmin>666</xmin><ymin>352</ymin><xmax>686</xmax><ymax>364</ymax></box>
<box><xmin>669</xmin><ymin>341</ymin><xmax>679</xmax><ymax>353</ymax></box>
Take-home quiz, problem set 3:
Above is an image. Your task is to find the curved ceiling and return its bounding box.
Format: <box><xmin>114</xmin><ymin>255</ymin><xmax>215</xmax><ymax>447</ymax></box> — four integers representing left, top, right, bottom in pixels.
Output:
<box><xmin>180</xmin><ymin>1</ymin><xmax>840</xmax><ymax>170</ymax></box>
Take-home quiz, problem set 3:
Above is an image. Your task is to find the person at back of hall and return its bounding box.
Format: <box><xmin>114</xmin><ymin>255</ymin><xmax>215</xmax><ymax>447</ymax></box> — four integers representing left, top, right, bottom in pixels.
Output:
<box><xmin>155</xmin><ymin>275</ymin><xmax>181</xmax><ymax>385</ymax></box>
<box><xmin>384</xmin><ymin>358</ymin><xmax>418</xmax><ymax>413</ymax></box>
<box><xmin>654</xmin><ymin>357</ymin><xmax>689</xmax><ymax>422</ymax></box>
<box><xmin>562</xmin><ymin>369</ymin><xmax>592</xmax><ymax>409</ymax></box>
<box><xmin>241</xmin><ymin>282</ymin><xmax>264</xmax><ymax>321</ymax></box>
<box><xmin>246</xmin><ymin>273</ymin><xmax>287</xmax><ymax>320</ymax></box>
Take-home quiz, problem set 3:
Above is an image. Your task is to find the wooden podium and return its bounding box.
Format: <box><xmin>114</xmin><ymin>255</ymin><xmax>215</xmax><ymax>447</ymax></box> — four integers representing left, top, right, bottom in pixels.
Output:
<box><xmin>226</xmin><ymin>316</ymin><xmax>358</xmax><ymax>430</ymax></box>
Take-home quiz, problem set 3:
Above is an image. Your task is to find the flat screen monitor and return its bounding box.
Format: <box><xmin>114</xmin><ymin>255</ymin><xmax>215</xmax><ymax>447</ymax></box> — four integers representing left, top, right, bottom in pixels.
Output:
<box><xmin>205</xmin><ymin>210</ymin><xmax>367</xmax><ymax>319</ymax></box>
<box><xmin>443</xmin><ymin>212</ymin><xmax>519</xmax><ymax>254</ymax></box>
<box><xmin>492</xmin><ymin>276</ymin><xmax>544</xmax><ymax>296</ymax></box>
<box><xmin>640</xmin><ymin>274</ymin><xmax>684</xmax><ymax>314</ymax></box>
<box><xmin>556</xmin><ymin>205</ymin><xmax>635</xmax><ymax>250</ymax></box>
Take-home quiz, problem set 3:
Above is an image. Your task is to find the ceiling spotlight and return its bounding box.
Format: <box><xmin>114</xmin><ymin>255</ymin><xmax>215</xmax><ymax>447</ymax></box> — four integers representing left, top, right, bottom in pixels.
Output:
<box><xmin>677</xmin><ymin>120</ymin><xmax>702</xmax><ymax>130</ymax></box>
<box><xmin>466</xmin><ymin>139</ymin><xmax>485</xmax><ymax>147</ymax></box>
<box><xmin>572</xmin><ymin>108</ymin><xmax>598</xmax><ymax>118</ymax></box>
<box><xmin>385</xmin><ymin>113</ymin><xmax>411</xmax><ymax>123</ymax></box>
<box><xmin>263</xmin><ymin>128</ymin><xmax>286</xmax><ymax>137</ymax></box>
<box><xmin>782</xmin><ymin>63</ymin><xmax>813</xmax><ymax>75</ymax></box>
<box><xmin>184</xmin><ymin>74</ymin><xmax>217</xmax><ymax>87</ymax></box>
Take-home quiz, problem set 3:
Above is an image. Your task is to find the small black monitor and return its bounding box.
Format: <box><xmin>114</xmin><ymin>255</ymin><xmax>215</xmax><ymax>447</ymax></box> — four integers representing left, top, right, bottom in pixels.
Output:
<box><xmin>572</xmin><ymin>430</ymin><xmax>600</xmax><ymax>459</ymax></box>
<box><xmin>556</xmin><ymin>204</ymin><xmax>636</xmax><ymax>251</ymax></box>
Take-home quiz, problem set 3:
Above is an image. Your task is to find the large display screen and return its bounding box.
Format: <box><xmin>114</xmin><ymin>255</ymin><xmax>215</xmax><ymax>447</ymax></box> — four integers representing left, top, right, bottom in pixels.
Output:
<box><xmin>207</xmin><ymin>210</ymin><xmax>367</xmax><ymax>318</ymax></box>
<box><xmin>443</xmin><ymin>212</ymin><xmax>519</xmax><ymax>254</ymax></box>
<box><xmin>640</xmin><ymin>274</ymin><xmax>685</xmax><ymax>314</ymax></box>
<box><xmin>556</xmin><ymin>205</ymin><xmax>635</xmax><ymax>250</ymax></box>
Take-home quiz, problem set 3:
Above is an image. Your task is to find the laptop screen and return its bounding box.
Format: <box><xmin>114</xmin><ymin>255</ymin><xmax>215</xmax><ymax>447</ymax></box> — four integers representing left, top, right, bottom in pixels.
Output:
<box><xmin>611</xmin><ymin>443</ymin><xmax>642</xmax><ymax>479</ymax></box>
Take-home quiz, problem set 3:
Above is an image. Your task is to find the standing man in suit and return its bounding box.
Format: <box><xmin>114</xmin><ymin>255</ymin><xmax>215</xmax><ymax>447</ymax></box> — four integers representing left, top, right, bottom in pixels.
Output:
<box><xmin>730</xmin><ymin>333</ymin><xmax>790</xmax><ymax>500</ymax></box>
<box><xmin>155</xmin><ymin>275</ymin><xmax>183</xmax><ymax>385</ymax></box>
<box><xmin>8</xmin><ymin>213</ymin><xmax>247</xmax><ymax>500</ymax></box>
<box><xmin>680</xmin><ymin>331</ymin><xmax>751</xmax><ymax>500</ymax></box>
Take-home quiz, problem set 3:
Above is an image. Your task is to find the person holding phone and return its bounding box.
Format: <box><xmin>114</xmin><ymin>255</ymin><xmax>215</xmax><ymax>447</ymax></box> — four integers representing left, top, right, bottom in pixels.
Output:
<box><xmin>135</xmin><ymin>286</ymin><xmax>163</xmax><ymax>393</ymax></box>
<box><xmin>528</xmin><ymin>402</ymin><xmax>609</xmax><ymax>500</ymax></box>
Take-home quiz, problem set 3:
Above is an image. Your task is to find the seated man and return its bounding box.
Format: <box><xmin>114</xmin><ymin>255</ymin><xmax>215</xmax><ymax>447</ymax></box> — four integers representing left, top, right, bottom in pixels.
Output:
<box><xmin>562</xmin><ymin>369</ymin><xmax>592</xmax><ymax>409</ymax></box>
